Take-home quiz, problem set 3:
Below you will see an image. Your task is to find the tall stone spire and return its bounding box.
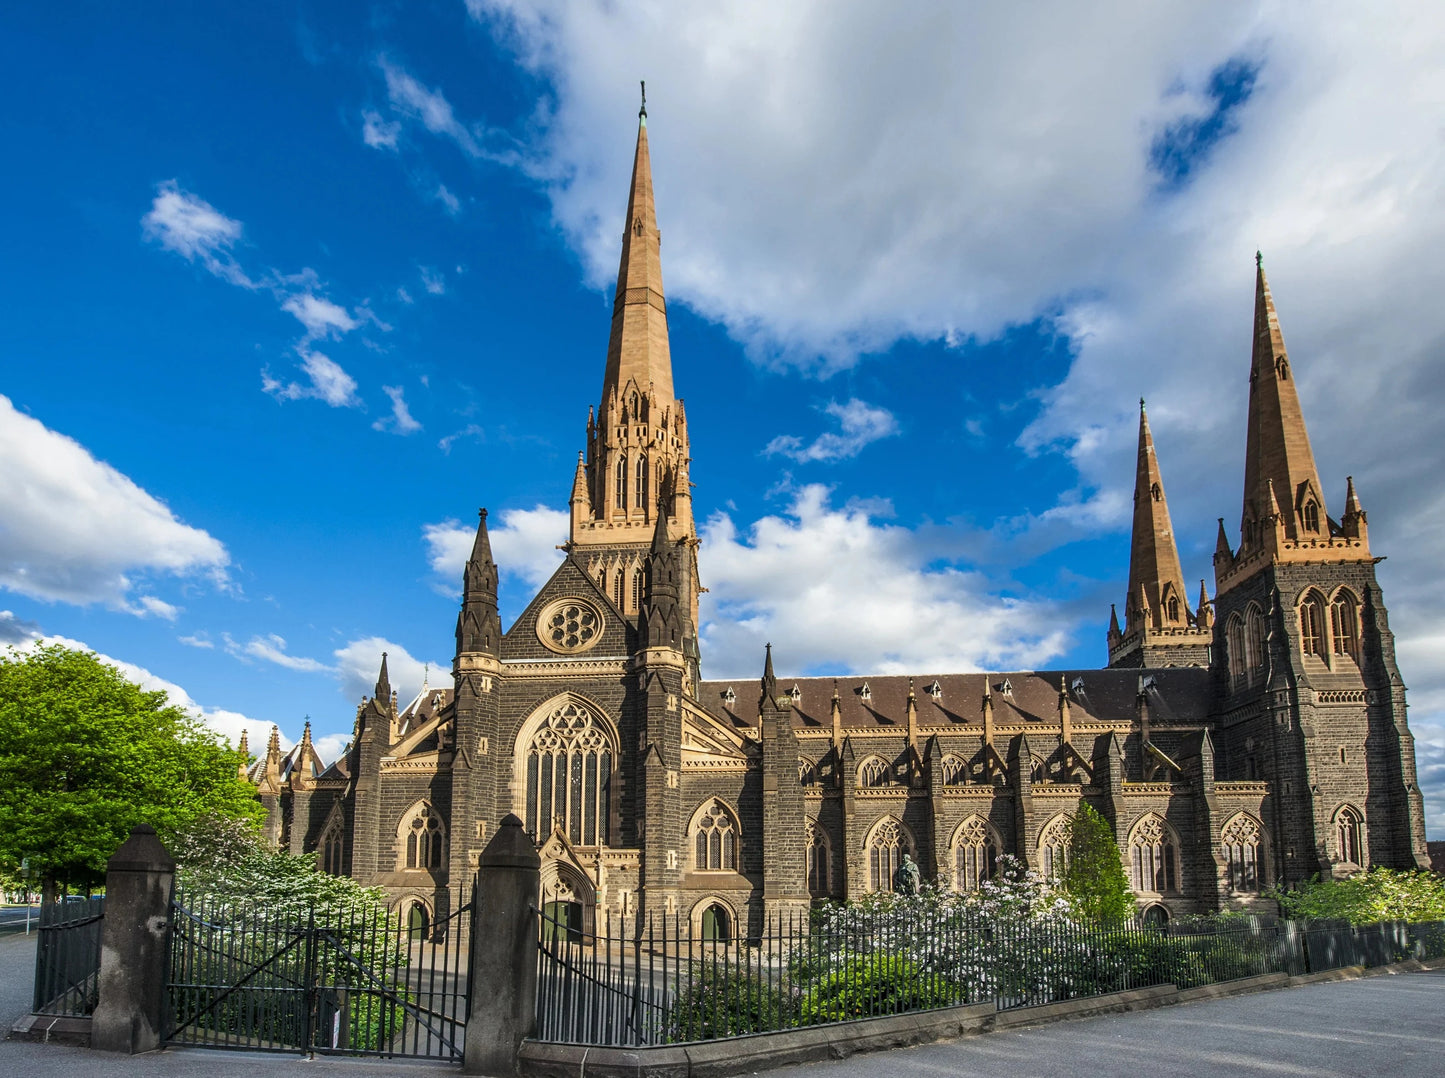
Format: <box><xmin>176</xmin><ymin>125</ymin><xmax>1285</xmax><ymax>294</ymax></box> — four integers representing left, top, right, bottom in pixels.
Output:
<box><xmin>373</xmin><ymin>653</ymin><xmax>391</xmax><ymax>706</ymax></box>
<box><xmin>1108</xmin><ymin>400</ymin><xmax>1211</xmax><ymax>669</ymax></box>
<box><xmin>456</xmin><ymin>508</ymin><xmax>501</xmax><ymax>660</ymax></box>
<box><xmin>602</xmin><ymin>98</ymin><xmax>673</xmax><ymax>409</ymax></box>
<box><xmin>571</xmin><ymin>97</ymin><xmax>700</xmax><ymax>632</ymax></box>
<box><xmin>1241</xmin><ymin>254</ymin><xmax>1327</xmax><ymax>546</ymax></box>
<box><xmin>1124</xmin><ymin>400</ymin><xmax>1190</xmax><ymax>636</ymax></box>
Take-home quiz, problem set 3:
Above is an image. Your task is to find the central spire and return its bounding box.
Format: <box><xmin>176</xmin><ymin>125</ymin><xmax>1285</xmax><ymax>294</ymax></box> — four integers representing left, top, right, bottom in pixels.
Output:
<box><xmin>1241</xmin><ymin>256</ymin><xmax>1326</xmax><ymax>544</ymax></box>
<box><xmin>601</xmin><ymin>102</ymin><xmax>673</xmax><ymax>408</ymax></box>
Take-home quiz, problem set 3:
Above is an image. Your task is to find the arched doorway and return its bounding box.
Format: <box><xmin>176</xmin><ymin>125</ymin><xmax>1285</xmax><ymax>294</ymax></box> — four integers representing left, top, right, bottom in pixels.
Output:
<box><xmin>1141</xmin><ymin>904</ymin><xmax>1169</xmax><ymax>927</ymax></box>
<box><xmin>700</xmin><ymin>903</ymin><xmax>730</xmax><ymax>944</ymax></box>
<box><xmin>542</xmin><ymin>900</ymin><xmax>584</xmax><ymax>944</ymax></box>
<box><xmin>406</xmin><ymin>900</ymin><xmax>431</xmax><ymax>942</ymax></box>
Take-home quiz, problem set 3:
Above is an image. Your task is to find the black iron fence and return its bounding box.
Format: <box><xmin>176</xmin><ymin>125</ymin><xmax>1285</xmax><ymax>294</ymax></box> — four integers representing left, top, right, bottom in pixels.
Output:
<box><xmin>533</xmin><ymin>908</ymin><xmax>1445</xmax><ymax>1047</ymax></box>
<box><xmin>165</xmin><ymin>888</ymin><xmax>473</xmax><ymax>1059</ymax></box>
<box><xmin>31</xmin><ymin>895</ymin><xmax>106</xmax><ymax>1016</ymax></box>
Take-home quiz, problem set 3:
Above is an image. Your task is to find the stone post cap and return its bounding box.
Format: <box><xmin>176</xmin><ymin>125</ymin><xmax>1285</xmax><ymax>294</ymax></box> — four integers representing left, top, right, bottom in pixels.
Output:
<box><xmin>479</xmin><ymin>813</ymin><xmax>540</xmax><ymax>871</ymax></box>
<box><xmin>106</xmin><ymin>824</ymin><xmax>177</xmax><ymax>874</ymax></box>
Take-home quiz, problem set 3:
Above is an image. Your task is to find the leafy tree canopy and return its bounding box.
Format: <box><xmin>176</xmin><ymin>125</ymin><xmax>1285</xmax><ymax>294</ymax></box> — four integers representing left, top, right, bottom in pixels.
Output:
<box><xmin>0</xmin><ymin>643</ymin><xmax>263</xmax><ymax>889</ymax></box>
<box><xmin>1062</xmin><ymin>802</ymin><xmax>1136</xmax><ymax>925</ymax></box>
<box><xmin>1269</xmin><ymin>868</ymin><xmax>1445</xmax><ymax>924</ymax></box>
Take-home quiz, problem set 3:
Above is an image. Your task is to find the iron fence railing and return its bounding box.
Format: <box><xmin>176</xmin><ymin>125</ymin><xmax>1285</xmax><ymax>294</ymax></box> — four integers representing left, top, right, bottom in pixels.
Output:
<box><xmin>31</xmin><ymin>895</ymin><xmax>106</xmax><ymax>1016</ymax></box>
<box><xmin>533</xmin><ymin>909</ymin><xmax>1445</xmax><ymax>1048</ymax></box>
<box><xmin>166</xmin><ymin>888</ymin><xmax>473</xmax><ymax>1059</ymax></box>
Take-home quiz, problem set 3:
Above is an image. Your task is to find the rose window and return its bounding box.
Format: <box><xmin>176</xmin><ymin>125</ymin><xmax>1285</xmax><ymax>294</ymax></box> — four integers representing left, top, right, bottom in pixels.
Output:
<box><xmin>538</xmin><ymin>599</ymin><xmax>602</xmax><ymax>654</ymax></box>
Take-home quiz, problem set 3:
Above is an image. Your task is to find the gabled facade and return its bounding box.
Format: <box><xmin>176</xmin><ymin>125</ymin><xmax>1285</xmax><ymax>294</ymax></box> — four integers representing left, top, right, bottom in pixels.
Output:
<box><xmin>253</xmin><ymin>108</ymin><xmax>1428</xmax><ymax>933</ymax></box>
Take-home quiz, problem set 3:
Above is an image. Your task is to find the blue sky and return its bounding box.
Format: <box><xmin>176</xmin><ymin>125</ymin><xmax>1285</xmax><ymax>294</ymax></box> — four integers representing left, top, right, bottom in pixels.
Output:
<box><xmin>3</xmin><ymin>3</ymin><xmax>1444</xmax><ymax>836</ymax></box>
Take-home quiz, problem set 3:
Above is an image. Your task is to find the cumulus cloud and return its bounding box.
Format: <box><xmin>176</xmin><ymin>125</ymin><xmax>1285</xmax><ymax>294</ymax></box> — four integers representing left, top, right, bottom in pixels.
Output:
<box><xmin>373</xmin><ymin>385</ymin><xmax>422</xmax><ymax>434</ymax></box>
<box><xmin>333</xmin><ymin>637</ymin><xmax>451</xmax><ymax>705</ymax></box>
<box><xmin>765</xmin><ymin>398</ymin><xmax>898</xmax><ymax>463</ymax></box>
<box><xmin>464</xmin><ymin>1</ymin><xmax>1445</xmax><ymax>833</ymax></box>
<box><xmin>142</xmin><ymin>180</ymin><xmax>254</xmax><ymax>287</ymax></box>
<box><xmin>424</xmin><ymin>505</ymin><xmax>569</xmax><ymax>593</ymax></box>
<box><xmin>262</xmin><ymin>349</ymin><xmax>362</xmax><ymax>408</ymax></box>
<box><xmin>0</xmin><ymin>395</ymin><xmax>229</xmax><ymax>611</ymax></box>
<box><xmin>698</xmin><ymin>485</ymin><xmax>1069</xmax><ymax>679</ymax></box>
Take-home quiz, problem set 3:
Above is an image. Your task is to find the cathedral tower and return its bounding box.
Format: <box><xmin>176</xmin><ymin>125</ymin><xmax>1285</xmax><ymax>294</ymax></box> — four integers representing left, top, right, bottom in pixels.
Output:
<box><xmin>1108</xmin><ymin>400</ymin><xmax>1212</xmax><ymax>668</ymax></box>
<box><xmin>1210</xmin><ymin>256</ymin><xmax>1427</xmax><ymax>883</ymax></box>
<box><xmin>569</xmin><ymin>93</ymin><xmax>700</xmax><ymax>638</ymax></box>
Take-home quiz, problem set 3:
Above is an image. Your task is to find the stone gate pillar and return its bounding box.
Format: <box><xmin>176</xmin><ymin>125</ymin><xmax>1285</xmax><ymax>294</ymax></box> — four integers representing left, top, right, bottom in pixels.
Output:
<box><xmin>463</xmin><ymin>813</ymin><xmax>540</xmax><ymax>1076</ymax></box>
<box><xmin>91</xmin><ymin>824</ymin><xmax>175</xmax><ymax>1054</ymax></box>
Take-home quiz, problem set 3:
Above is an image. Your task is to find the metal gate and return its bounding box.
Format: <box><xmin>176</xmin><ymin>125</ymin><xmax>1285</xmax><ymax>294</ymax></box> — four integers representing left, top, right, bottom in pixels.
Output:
<box><xmin>165</xmin><ymin>885</ymin><xmax>473</xmax><ymax>1059</ymax></box>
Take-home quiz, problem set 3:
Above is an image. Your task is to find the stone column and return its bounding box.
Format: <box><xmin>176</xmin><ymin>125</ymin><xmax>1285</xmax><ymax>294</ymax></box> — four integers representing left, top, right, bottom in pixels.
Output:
<box><xmin>463</xmin><ymin>813</ymin><xmax>539</xmax><ymax>1076</ymax></box>
<box><xmin>91</xmin><ymin>825</ymin><xmax>175</xmax><ymax>1054</ymax></box>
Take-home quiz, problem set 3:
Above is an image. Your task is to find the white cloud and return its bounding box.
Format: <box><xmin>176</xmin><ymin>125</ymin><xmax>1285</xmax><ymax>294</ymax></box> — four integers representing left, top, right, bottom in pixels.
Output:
<box><xmin>142</xmin><ymin>180</ymin><xmax>253</xmax><ymax>288</ymax></box>
<box><xmin>698</xmin><ymin>484</ymin><xmax>1069</xmax><ymax>679</ymax></box>
<box><xmin>765</xmin><ymin>398</ymin><xmax>898</xmax><ymax>463</ymax></box>
<box><xmin>362</xmin><ymin>108</ymin><xmax>401</xmax><ymax>150</ymax></box>
<box><xmin>439</xmin><ymin>424</ymin><xmax>484</xmax><ymax>453</ymax></box>
<box><xmin>373</xmin><ymin>385</ymin><xmax>422</xmax><ymax>434</ymax></box>
<box><xmin>225</xmin><ymin>632</ymin><xmax>330</xmax><ymax>673</ymax></box>
<box><xmin>0</xmin><ymin>610</ymin><xmax>42</xmax><ymax>645</ymax></box>
<box><xmin>178</xmin><ymin>631</ymin><xmax>214</xmax><ymax>649</ymax></box>
<box><xmin>379</xmin><ymin>57</ymin><xmax>483</xmax><ymax>158</ymax></box>
<box><xmin>132</xmin><ymin>595</ymin><xmax>181</xmax><ymax>621</ymax></box>
<box><xmin>262</xmin><ymin>349</ymin><xmax>362</xmax><ymax>408</ymax></box>
<box><xmin>9</xmin><ymin>633</ymin><xmax>282</xmax><ymax>760</ymax></box>
<box><xmin>0</xmin><ymin>394</ymin><xmax>229</xmax><ymax>610</ymax></box>
<box><xmin>435</xmin><ymin>184</ymin><xmax>462</xmax><ymax>215</ymax></box>
<box><xmin>333</xmin><ymin>636</ymin><xmax>451</xmax><ymax>705</ymax></box>
<box><xmin>424</xmin><ymin>505</ymin><xmax>568</xmax><ymax>593</ymax></box>
<box><xmin>396</xmin><ymin>286</ymin><xmax>414</xmax><ymax>304</ymax></box>
<box><xmin>281</xmin><ymin>293</ymin><xmax>359</xmax><ymax>340</ymax></box>
<box><xmin>420</xmin><ymin>266</ymin><xmax>446</xmax><ymax>295</ymax></box>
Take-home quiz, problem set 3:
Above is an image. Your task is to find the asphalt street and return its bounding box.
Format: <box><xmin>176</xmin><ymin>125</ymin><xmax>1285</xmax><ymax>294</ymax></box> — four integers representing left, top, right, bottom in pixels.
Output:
<box><xmin>3</xmin><ymin>928</ymin><xmax>1442</xmax><ymax>1077</ymax></box>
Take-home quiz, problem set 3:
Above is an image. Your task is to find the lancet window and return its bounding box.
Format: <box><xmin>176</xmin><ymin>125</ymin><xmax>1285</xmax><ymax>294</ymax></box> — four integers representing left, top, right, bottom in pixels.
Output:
<box><xmin>402</xmin><ymin>803</ymin><xmax>444</xmax><ymax>871</ymax></box>
<box><xmin>867</xmin><ymin>817</ymin><xmax>912</xmax><ymax>893</ymax></box>
<box><xmin>1038</xmin><ymin>815</ymin><xmax>1072</xmax><ymax>880</ymax></box>
<box><xmin>320</xmin><ymin>818</ymin><xmax>346</xmax><ymax>876</ymax></box>
<box><xmin>1245</xmin><ymin>606</ymin><xmax>1265</xmax><ymax>670</ymax></box>
<box><xmin>1335</xmin><ymin>805</ymin><xmax>1364</xmax><ymax>866</ymax></box>
<box><xmin>1129</xmin><ymin>814</ymin><xmax>1178</xmax><ymax>893</ymax></box>
<box><xmin>1222</xmin><ymin>814</ymin><xmax>1262</xmax><ymax>893</ymax></box>
<box><xmin>940</xmin><ymin>754</ymin><xmax>967</xmax><ymax>786</ymax></box>
<box><xmin>636</xmin><ymin>457</ymin><xmax>649</xmax><ymax>513</ymax></box>
<box><xmin>806</xmin><ymin>819</ymin><xmax>830</xmax><ymax>896</ymax></box>
<box><xmin>615</xmin><ymin>455</ymin><xmax>628</xmax><ymax>511</ymax></box>
<box><xmin>523</xmin><ymin>702</ymin><xmax>614</xmax><ymax>846</ymax></box>
<box><xmin>1331</xmin><ymin>591</ymin><xmax>1359</xmax><ymax>659</ymax></box>
<box><xmin>859</xmin><ymin>756</ymin><xmax>890</xmax><ymax>788</ymax></box>
<box><xmin>692</xmin><ymin>800</ymin><xmax>739</xmax><ymax>871</ymax></box>
<box><xmin>1300</xmin><ymin>592</ymin><xmax>1327</xmax><ymax>658</ymax></box>
<box><xmin>953</xmin><ymin>816</ymin><xmax>998</xmax><ymax>892</ymax></box>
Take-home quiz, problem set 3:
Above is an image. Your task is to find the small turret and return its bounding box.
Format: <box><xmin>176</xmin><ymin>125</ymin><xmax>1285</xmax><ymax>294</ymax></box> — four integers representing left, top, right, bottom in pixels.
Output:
<box><xmin>1341</xmin><ymin>475</ymin><xmax>1369</xmax><ymax>544</ymax></box>
<box><xmin>237</xmin><ymin>729</ymin><xmax>251</xmax><ymax>782</ymax></box>
<box><xmin>640</xmin><ymin>508</ymin><xmax>685</xmax><ymax>650</ymax></box>
<box><xmin>456</xmin><ymin>509</ymin><xmax>502</xmax><ymax>661</ymax></box>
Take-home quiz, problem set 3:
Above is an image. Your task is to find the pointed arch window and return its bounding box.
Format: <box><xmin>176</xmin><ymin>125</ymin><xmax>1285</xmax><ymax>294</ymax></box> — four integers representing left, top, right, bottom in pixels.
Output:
<box><xmin>524</xmin><ymin>701</ymin><xmax>614</xmax><ymax>846</ymax></box>
<box><xmin>614</xmin><ymin>569</ymin><xmax>625</xmax><ymax>609</ymax></box>
<box><xmin>636</xmin><ymin>456</ymin><xmax>649</xmax><ymax>514</ymax></box>
<box><xmin>1227</xmin><ymin>614</ymin><xmax>1247</xmax><ymax>680</ymax></box>
<box><xmin>1331</xmin><ymin>591</ymin><xmax>1359</xmax><ymax>659</ymax></box>
<box><xmin>953</xmin><ymin>816</ymin><xmax>998</xmax><ymax>892</ymax></box>
<box><xmin>867</xmin><ymin>818</ymin><xmax>912</xmax><ymax>893</ymax></box>
<box><xmin>859</xmin><ymin>756</ymin><xmax>889</xmax><ymax>788</ymax></box>
<box><xmin>940</xmin><ymin>754</ymin><xmax>967</xmax><ymax>786</ymax></box>
<box><xmin>1129</xmin><ymin>814</ymin><xmax>1178</xmax><ymax>893</ymax></box>
<box><xmin>806</xmin><ymin>819</ymin><xmax>830</xmax><ymax>896</ymax></box>
<box><xmin>616</xmin><ymin>455</ymin><xmax>628</xmax><ymax>510</ymax></box>
<box><xmin>692</xmin><ymin>800</ymin><xmax>739</xmax><ymax>871</ymax></box>
<box><xmin>1303</xmin><ymin>501</ymin><xmax>1320</xmax><ymax>533</ymax></box>
<box><xmin>1166</xmin><ymin>593</ymin><xmax>1180</xmax><ymax>623</ymax></box>
<box><xmin>1038</xmin><ymin>815</ymin><xmax>1072</xmax><ymax>880</ymax></box>
<box><xmin>1300</xmin><ymin>593</ymin><xmax>1327</xmax><ymax>658</ymax></box>
<box><xmin>402</xmin><ymin>804</ymin><xmax>445</xmax><ymax>870</ymax></box>
<box><xmin>631</xmin><ymin>567</ymin><xmax>644</xmax><ymax>613</ymax></box>
<box><xmin>1222</xmin><ymin>814</ymin><xmax>1262</xmax><ymax>892</ymax></box>
<box><xmin>1335</xmin><ymin>805</ymin><xmax>1364</xmax><ymax>866</ymax></box>
<box><xmin>1245</xmin><ymin>606</ymin><xmax>1265</xmax><ymax>671</ymax></box>
<box><xmin>321</xmin><ymin>817</ymin><xmax>346</xmax><ymax>876</ymax></box>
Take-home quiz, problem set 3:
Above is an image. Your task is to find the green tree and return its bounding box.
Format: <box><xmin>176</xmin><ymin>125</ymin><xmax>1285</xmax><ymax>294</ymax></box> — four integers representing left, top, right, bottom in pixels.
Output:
<box><xmin>1269</xmin><ymin>868</ymin><xmax>1445</xmax><ymax>924</ymax></box>
<box><xmin>1062</xmin><ymin>803</ymin><xmax>1135</xmax><ymax>925</ymax></box>
<box><xmin>0</xmin><ymin>643</ymin><xmax>263</xmax><ymax>891</ymax></box>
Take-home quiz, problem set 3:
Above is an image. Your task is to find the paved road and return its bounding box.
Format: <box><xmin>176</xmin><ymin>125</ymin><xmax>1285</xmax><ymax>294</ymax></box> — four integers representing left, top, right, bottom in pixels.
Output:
<box><xmin>4</xmin><ymin>927</ymin><xmax>1443</xmax><ymax>1077</ymax></box>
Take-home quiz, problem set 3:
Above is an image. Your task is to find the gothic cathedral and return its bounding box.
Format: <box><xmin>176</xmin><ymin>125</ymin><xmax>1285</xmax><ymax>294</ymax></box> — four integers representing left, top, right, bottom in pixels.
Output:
<box><xmin>251</xmin><ymin>103</ymin><xmax>1430</xmax><ymax>936</ymax></box>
